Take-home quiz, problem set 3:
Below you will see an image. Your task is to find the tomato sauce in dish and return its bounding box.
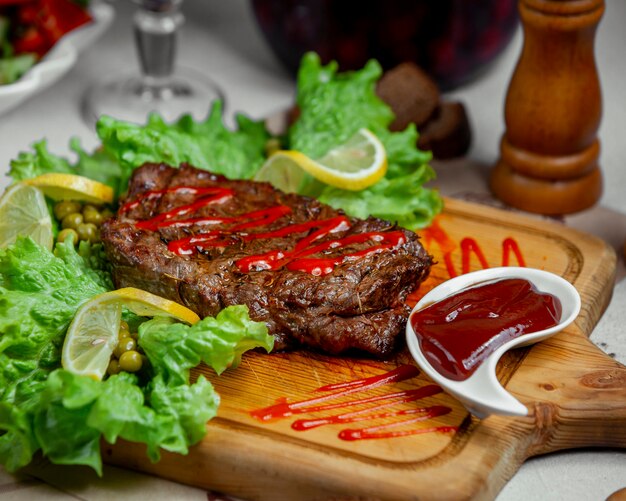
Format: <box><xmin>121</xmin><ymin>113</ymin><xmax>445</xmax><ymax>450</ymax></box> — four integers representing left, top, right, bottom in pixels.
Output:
<box><xmin>410</xmin><ymin>278</ymin><xmax>562</xmax><ymax>381</ymax></box>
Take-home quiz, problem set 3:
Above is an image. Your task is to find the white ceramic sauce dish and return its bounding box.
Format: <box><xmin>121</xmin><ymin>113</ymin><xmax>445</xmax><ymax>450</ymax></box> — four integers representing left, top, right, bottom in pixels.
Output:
<box><xmin>406</xmin><ymin>267</ymin><xmax>581</xmax><ymax>419</ymax></box>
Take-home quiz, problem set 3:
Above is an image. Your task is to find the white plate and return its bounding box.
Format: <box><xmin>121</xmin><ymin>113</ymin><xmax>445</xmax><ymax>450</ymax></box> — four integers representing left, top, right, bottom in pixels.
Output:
<box><xmin>0</xmin><ymin>3</ymin><xmax>115</xmax><ymax>116</ymax></box>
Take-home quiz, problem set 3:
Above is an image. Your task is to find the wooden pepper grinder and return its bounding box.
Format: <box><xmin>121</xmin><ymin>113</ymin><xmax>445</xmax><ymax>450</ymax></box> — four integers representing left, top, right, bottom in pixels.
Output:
<box><xmin>490</xmin><ymin>0</ymin><xmax>605</xmax><ymax>215</ymax></box>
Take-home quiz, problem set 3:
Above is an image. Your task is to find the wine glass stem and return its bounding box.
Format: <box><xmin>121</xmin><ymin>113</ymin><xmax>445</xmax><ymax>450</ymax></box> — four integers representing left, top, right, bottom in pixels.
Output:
<box><xmin>134</xmin><ymin>3</ymin><xmax>184</xmax><ymax>83</ymax></box>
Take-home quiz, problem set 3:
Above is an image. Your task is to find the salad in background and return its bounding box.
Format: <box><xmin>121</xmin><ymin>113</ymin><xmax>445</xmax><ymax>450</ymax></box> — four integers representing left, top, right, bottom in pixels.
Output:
<box><xmin>0</xmin><ymin>0</ymin><xmax>92</xmax><ymax>84</ymax></box>
<box><xmin>0</xmin><ymin>53</ymin><xmax>442</xmax><ymax>475</ymax></box>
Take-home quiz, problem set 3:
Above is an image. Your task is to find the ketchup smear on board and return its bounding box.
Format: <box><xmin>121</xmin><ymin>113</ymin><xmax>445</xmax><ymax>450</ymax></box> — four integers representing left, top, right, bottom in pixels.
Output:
<box><xmin>410</xmin><ymin>278</ymin><xmax>562</xmax><ymax>381</ymax></box>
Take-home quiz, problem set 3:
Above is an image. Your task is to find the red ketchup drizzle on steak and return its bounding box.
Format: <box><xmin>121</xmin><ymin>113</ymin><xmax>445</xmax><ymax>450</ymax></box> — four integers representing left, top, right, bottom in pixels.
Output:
<box><xmin>410</xmin><ymin>278</ymin><xmax>562</xmax><ymax>381</ymax></box>
<box><xmin>120</xmin><ymin>185</ymin><xmax>406</xmax><ymax>276</ymax></box>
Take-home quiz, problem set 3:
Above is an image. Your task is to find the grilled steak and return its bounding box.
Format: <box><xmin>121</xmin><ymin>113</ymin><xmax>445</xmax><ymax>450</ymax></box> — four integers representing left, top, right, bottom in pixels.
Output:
<box><xmin>101</xmin><ymin>163</ymin><xmax>433</xmax><ymax>357</ymax></box>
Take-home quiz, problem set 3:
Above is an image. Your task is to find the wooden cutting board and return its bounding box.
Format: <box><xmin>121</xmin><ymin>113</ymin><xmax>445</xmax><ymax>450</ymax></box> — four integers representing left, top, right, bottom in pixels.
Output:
<box><xmin>103</xmin><ymin>197</ymin><xmax>626</xmax><ymax>501</ymax></box>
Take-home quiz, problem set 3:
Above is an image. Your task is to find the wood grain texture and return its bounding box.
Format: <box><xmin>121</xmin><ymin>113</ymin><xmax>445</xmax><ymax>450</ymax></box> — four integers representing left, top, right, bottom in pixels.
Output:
<box><xmin>103</xmin><ymin>197</ymin><xmax>624</xmax><ymax>500</ymax></box>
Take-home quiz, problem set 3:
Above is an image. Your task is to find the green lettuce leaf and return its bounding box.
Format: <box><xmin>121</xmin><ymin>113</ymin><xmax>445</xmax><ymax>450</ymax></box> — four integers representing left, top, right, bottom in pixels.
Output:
<box><xmin>9</xmin><ymin>141</ymin><xmax>74</xmax><ymax>181</ymax></box>
<box><xmin>33</xmin><ymin>370</ymin><xmax>103</xmax><ymax>472</ymax></box>
<box><xmin>0</xmin><ymin>238</ymin><xmax>112</xmax><ymax>404</ymax></box>
<box><xmin>289</xmin><ymin>54</ymin><xmax>394</xmax><ymax>158</ymax></box>
<box><xmin>0</xmin><ymin>54</ymin><xmax>36</xmax><ymax>85</ymax></box>
<box><xmin>139</xmin><ymin>305</ymin><xmax>274</xmax><ymax>386</ymax></box>
<box><xmin>288</xmin><ymin>52</ymin><xmax>441</xmax><ymax>229</ymax></box>
<box><xmin>9</xmin><ymin>139</ymin><xmax>123</xmax><ymax>196</ymax></box>
<box><xmin>0</xmin><ymin>235</ymin><xmax>113</xmax><ymax>474</ymax></box>
<box><xmin>96</xmin><ymin>101</ymin><xmax>270</xmax><ymax>189</ymax></box>
<box><xmin>85</xmin><ymin>371</ymin><xmax>219</xmax><ymax>463</ymax></box>
<box><xmin>0</xmin><ymin>401</ymin><xmax>38</xmax><ymax>472</ymax></box>
<box><xmin>9</xmin><ymin>369</ymin><xmax>221</xmax><ymax>475</ymax></box>
<box><xmin>0</xmin><ymin>16</ymin><xmax>36</xmax><ymax>85</ymax></box>
<box><xmin>0</xmin><ymin>238</ymin><xmax>270</xmax><ymax>474</ymax></box>
<box><xmin>8</xmin><ymin>103</ymin><xmax>268</xmax><ymax>200</ymax></box>
<box><xmin>319</xmin><ymin>164</ymin><xmax>443</xmax><ymax>230</ymax></box>
<box><xmin>147</xmin><ymin>375</ymin><xmax>219</xmax><ymax>453</ymax></box>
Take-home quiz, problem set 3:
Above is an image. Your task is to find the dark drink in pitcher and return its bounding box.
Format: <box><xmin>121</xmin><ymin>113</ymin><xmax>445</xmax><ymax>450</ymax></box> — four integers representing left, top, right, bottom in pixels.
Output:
<box><xmin>252</xmin><ymin>0</ymin><xmax>518</xmax><ymax>89</ymax></box>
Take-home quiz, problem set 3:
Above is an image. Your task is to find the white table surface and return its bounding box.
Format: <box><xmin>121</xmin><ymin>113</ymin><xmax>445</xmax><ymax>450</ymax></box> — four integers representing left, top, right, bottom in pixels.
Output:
<box><xmin>0</xmin><ymin>1</ymin><xmax>624</xmax><ymax>499</ymax></box>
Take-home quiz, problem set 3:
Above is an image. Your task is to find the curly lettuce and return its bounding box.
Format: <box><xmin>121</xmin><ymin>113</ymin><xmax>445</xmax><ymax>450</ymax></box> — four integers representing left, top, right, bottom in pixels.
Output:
<box><xmin>10</xmin><ymin>138</ymin><xmax>123</xmax><ymax>197</ymax></box>
<box><xmin>96</xmin><ymin>101</ymin><xmax>269</xmax><ymax>188</ymax></box>
<box><xmin>9</xmin><ymin>101</ymin><xmax>269</xmax><ymax>199</ymax></box>
<box><xmin>288</xmin><ymin>52</ymin><xmax>441</xmax><ymax>229</ymax></box>
<box><xmin>0</xmin><ymin>238</ymin><xmax>272</xmax><ymax>475</ymax></box>
<box><xmin>139</xmin><ymin>307</ymin><xmax>274</xmax><ymax>386</ymax></box>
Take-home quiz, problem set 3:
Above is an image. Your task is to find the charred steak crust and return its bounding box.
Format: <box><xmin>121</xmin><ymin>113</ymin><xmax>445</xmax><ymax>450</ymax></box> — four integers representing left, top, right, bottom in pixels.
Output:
<box><xmin>101</xmin><ymin>163</ymin><xmax>433</xmax><ymax>357</ymax></box>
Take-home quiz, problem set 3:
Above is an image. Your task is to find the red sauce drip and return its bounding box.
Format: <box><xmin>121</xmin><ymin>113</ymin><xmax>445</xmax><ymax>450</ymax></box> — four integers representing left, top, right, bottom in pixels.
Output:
<box><xmin>234</xmin><ymin>215</ymin><xmax>352</xmax><ymax>273</ymax></box>
<box><xmin>283</xmin><ymin>231</ymin><xmax>406</xmax><ymax>276</ymax></box>
<box><xmin>166</xmin><ymin>206</ymin><xmax>294</xmax><ymax>255</ymax></box>
<box><xmin>411</xmin><ymin>278</ymin><xmax>562</xmax><ymax>381</ymax></box>
<box><xmin>248</xmin><ymin>365</ymin><xmax>455</xmax><ymax>442</ymax></box>
<box><xmin>167</xmin><ymin>231</ymin><xmax>238</xmax><ymax>255</ymax></box>
<box><xmin>420</xmin><ymin>220</ymin><xmax>527</xmax><ymax>279</ymax></box>
<box><xmin>230</xmin><ymin>206</ymin><xmax>293</xmax><ymax>232</ymax></box>
<box><xmin>120</xmin><ymin>186</ymin><xmax>235</xmax><ymax>231</ymax></box>
<box><xmin>156</xmin><ymin>206</ymin><xmax>293</xmax><ymax>231</ymax></box>
<box><xmin>291</xmin><ymin>386</ymin><xmax>443</xmax><ymax>431</ymax></box>
<box><xmin>421</xmin><ymin>219</ymin><xmax>459</xmax><ymax>278</ymax></box>
<box><xmin>502</xmin><ymin>237</ymin><xmax>526</xmax><ymax>267</ymax></box>
<box><xmin>119</xmin><ymin>186</ymin><xmax>227</xmax><ymax>213</ymax></box>
<box><xmin>315</xmin><ymin>365</ymin><xmax>420</xmax><ymax>393</ymax></box>
<box><xmin>249</xmin><ymin>364</ymin><xmax>420</xmax><ymax>422</ymax></box>
<box><xmin>461</xmin><ymin>237</ymin><xmax>489</xmax><ymax>272</ymax></box>
<box><xmin>339</xmin><ymin>422</ymin><xmax>458</xmax><ymax>441</ymax></box>
<box><xmin>127</xmin><ymin>185</ymin><xmax>406</xmax><ymax>276</ymax></box>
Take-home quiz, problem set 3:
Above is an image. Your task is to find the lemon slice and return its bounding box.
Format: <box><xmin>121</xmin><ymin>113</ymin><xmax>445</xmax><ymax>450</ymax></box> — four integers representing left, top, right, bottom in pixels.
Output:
<box><xmin>23</xmin><ymin>173</ymin><xmax>114</xmax><ymax>204</ymax></box>
<box><xmin>106</xmin><ymin>287</ymin><xmax>201</xmax><ymax>324</ymax></box>
<box><xmin>255</xmin><ymin>128</ymin><xmax>387</xmax><ymax>192</ymax></box>
<box><xmin>62</xmin><ymin>287</ymin><xmax>200</xmax><ymax>380</ymax></box>
<box><xmin>62</xmin><ymin>300</ymin><xmax>122</xmax><ymax>380</ymax></box>
<box><xmin>0</xmin><ymin>183</ymin><xmax>53</xmax><ymax>250</ymax></box>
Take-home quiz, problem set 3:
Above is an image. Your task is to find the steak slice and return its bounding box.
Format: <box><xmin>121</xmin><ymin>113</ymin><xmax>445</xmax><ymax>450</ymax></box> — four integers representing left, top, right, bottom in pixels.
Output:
<box><xmin>101</xmin><ymin>163</ymin><xmax>433</xmax><ymax>357</ymax></box>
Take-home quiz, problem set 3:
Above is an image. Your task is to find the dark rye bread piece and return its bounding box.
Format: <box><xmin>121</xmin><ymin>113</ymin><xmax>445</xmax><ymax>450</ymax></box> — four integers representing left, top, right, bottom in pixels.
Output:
<box><xmin>376</xmin><ymin>62</ymin><xmax>440</xmax><ymax>132</ymax></box>
<box><xmin>417</xmin><ymin>101</ymin><xmax>472</xmax><ymax>159</ymax></box>
<box><xmin>101</xmin><ymin>163</ymin><xmax>433</xmax><ymax>357</ymax></box>
<box><xmin>375</xmin><ymin>62</ymin><xmax>471</xmax><ymax>159</ymax></box>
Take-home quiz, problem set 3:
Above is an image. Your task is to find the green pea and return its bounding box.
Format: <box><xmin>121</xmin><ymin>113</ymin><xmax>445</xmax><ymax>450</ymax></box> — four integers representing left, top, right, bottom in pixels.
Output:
<box><xmin>83</xmin><ymin>205</ymin><xmax>104</xmax><ymax>226</ymax></box>
<box><xmin>61</xmin><ymin>212</ymin><xmax>84</xmax><ymax>230</ymax></box>
<box><xmin>265</xmin><ymin>138</ymin><xmax>281</xmax><ymax>156</ymax></box>
<box><xmin>57</xmin><ymin>228</ymin><xmax>78</xmax><ymax>245</ymax></box>
<box><xmin>118</xmin><ymin>330</ymin><xmax>131</xmax><ymax>342</ymax></box>
<box><xmin>76</xmin><ymin>223</ymin><xmax>99</xmax><ymax>243</ymax></box>
<box><xmin>119</xmin><ymin>350</ymin><xmax>143</xmax><ymax>372</ymax></box>
<box><xmin>100</xmin><ymin>208</ymin><xmax>114</xmax><ymax>220</ymax></box>
<box><xmin>118</xmin><ymin>323</ymin><xmax>131</xmax><ymax>340</ymax></box>
<box><xmin>54</xmin><ymin>201</ymin><xmax>82</xmax><ymax>221</ymax></box>
<box><xmin>114</xmin><ymin>337</ymin><xmax>136</xmax><ymax>359</ymax></box>
<box><xmin>107</xmin><ymin>359</ymin><xmax>121</xmax><ymax>376</ymax></box>
<box><xmin>119</xmin><ymin>320</ymin><xmax>129</xmax><ymax>332</ymax></box>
